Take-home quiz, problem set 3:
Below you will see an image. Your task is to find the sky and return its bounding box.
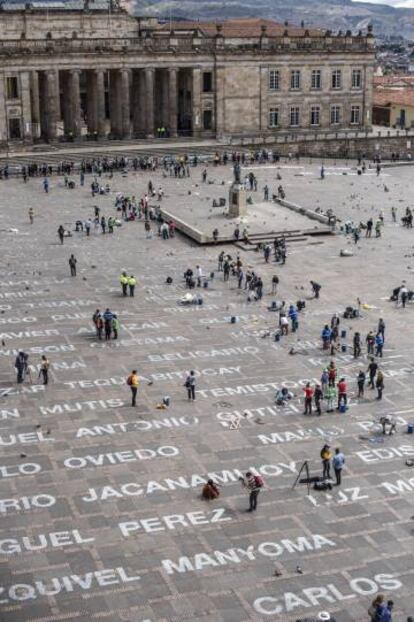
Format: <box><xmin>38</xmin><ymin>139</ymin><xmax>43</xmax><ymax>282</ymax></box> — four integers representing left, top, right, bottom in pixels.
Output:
<box><xmin>352</xmin><ymin>0</ymin><xmax>414</xmax><ymax>6</ymax></box>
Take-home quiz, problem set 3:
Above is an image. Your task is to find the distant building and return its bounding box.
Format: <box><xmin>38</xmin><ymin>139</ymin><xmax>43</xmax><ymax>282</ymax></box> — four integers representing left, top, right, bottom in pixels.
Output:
<box><xmin>0</xmin><ymin>6</ymin><xmax>375</xmax><ymax>144</ymax></box>
<box><xmin>373</xmin><ymin>75</ymin><xmax>414</xmax><ymax>128</ymax></box>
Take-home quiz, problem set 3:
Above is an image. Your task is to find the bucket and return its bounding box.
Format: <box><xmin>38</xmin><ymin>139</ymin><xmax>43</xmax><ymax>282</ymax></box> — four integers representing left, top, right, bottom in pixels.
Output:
<box><xmin>408</xmin><ymin>423</ymin><xmax>414</xmax><ymax>434</ymax></box>
<box><xmin>339</xmin><ymin>403</ymin><xmax>347</xmax><ymax>413</ymax></box>
<box><xmin>341</xmin><ymin>329</ymin><xmax>346</xmax><ymax>338</ymax></box>
<box><xmin>163</xmin><ymin>396</ymin><xmax>170</xmax><ymax>407</ymax></box>
<box><xmin>203</xmin><ymin>281</ymin><xmax>208</xmax><ymax>288</ymax></box>
<box><xmin>341</xmin><ymin>344</ymin><xmax>347</xmax><ymax>353</ymax></box>
<box><xmin>275</xmin><ymin>332</ymin><xmax>281</xmax><ymax>342</ymax></box>
<box><xmin>231</xmin><ymin>316</ymin><xmax>236</xmax><ymax>324</ymax></box>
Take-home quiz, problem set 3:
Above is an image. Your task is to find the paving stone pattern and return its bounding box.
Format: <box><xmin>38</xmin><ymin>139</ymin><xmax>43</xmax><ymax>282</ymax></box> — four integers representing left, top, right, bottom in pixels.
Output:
<box><xmin>0</xmin><ymin>160</ymin><xmax>413</xmax><ymax>622</ymax></box>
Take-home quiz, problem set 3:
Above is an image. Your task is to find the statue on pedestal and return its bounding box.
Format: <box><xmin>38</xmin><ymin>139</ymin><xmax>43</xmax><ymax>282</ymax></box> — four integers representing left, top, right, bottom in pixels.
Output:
<box><xmin>233</xmin><ymin>162</ymin><xmax>241</xmax><ymax>185</ymax></box>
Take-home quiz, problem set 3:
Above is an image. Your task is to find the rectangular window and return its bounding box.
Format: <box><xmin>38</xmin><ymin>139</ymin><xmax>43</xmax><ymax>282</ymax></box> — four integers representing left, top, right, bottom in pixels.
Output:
<box><xmin>290</xmin><ymin>106</ymin><xmax>300</xmax><ymax>127</ymax></box>
<box><xmin>310</xmin><ymin>106</ymin><xmax>320</xmax><ymax>126</ymax></box>
<box><xmin>331</xmin><ymin>69</ymin><xmax>342</xmax><ymax>90</ymax></box>
<box><xmin>351</xmin><ymin>105</ymin><xmax>361</xmax><ymax>125</ymax></box>
<box><xmin>330</xmin><ymin>105</ymin><xmax>341</xmax><ymax>125</ymax></box>
<box><xmin>203</xmin><ymin>109</ymin><xmax>213</xmax><ymax>130</ymax></box>
<box><xmin>203</xmin><ymin>72</ymin><xmax>213</xmax><ymax>93</ymax></box>
<box><xmin>311</xmin><ymin>70</ymin><xmax>321</xmax><ymax>90</ymax></box>
<box><xmin>290</xmin><ymin>70</ymin><xmax>300</xmax><ymax>90</ymax></box>
<box><xmin>6</xmin><ymin>77</ymin><xmax>18</xmax><ymax>100</ymax></box>
<box><xmin>268</xmin><ymin>107</ymin><xmax>279</xmax><ymax>128</ymax></box>
<box><xmin>352</xmin><ymin>69</ymin><xmax>362</xmax><ymax>89</ymax></box>
<box><xmin>269</xmin><ymin>70</ymin><xmax>280</xmax><ymax>91</ymax></box>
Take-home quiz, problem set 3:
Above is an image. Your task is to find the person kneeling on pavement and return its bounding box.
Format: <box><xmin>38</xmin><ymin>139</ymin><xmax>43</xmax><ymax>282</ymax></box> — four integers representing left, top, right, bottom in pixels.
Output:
<box><xmin>201</xmin><ymin>480</ymin><xmax>220</xmax><ymax>500</ymax></box>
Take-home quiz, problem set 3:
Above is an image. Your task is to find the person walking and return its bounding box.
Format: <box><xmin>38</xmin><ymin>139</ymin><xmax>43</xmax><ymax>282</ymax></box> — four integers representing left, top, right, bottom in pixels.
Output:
<box><xmin>57</xmin><ymin>225</ymin><xmax>65</xmax><ymax>245</ymax></box>
<box><xmin>100</xmin><ymin>216</ymin><xmax>106</xmax><ymax>234</ymax></box>
<box><xmin>271</xmin><ymin>275</ymin><xmax>279</xmax><ymax>295</ymax></box>
<box><xmin>357</xmin><ymin>370</ymin><xmax>366</xmax><ymax>398</ymax></box>
<box><xmin>303</xmin><ymin>382</ymin><xmax>314</xmax><ymax>415</ymax></box>
<box><xmin>366</xmin><ymin>330</ymin><xmax>375</xmax><ymax>356</ymax></box>
<box><xmin>337</xmin><ymin>377</ymin><xmax>347</xmax><ymax>411</ymax></box>
<box><xmin>185</xmin><ymin>370</ymin><xmax>196</xmax><ymax>401</ymax></box>
<box><xmin>400</xmin><ymin>285</ymin><xmax>408</xmax><ymax>308</ymax></box>
<box><xmin>368</xmin><ymin>594</ymin><xmax>385</xmax><ymax>621</ymax></box>
<box><xmin>14</xmin><ymin>351</ymin><xmax>28</xmax><ymax>383</ymax></box>
<box><xmin>321</xmin><ymin>368</ymin><xmax>329</xmax><ymax>397</ymax></box>
<box><xmin>320</xmin><ymin>444</ymin><xmax>332</xmax><ymax>479</ymax></box>
<box><xmin>127</xmin><ymin>369</ymin><xmax>139</xmax><ymax>407</ymax></box>
<box><xmin>128</xmin><ymin>275</ymin><xmax>136</xmax><ymax>297</ymax></box>
<box><xmin>29</xmin><ymin>207</ymin><xmax>34</xmax><ymax>224</ymax></box>
<box><xmin>328</xmin><ymin>360</ymin><xmax>337</xmax><ymax>387</ymax></box>
<box><xmin>376</xmin><ymin>369</ymin><xmax>385</xmax><ymax>400</ymax></box>
<box><xmin>103</xmin><ymin>308</ymin><xmax>113</xmax><ymax>341</ymax></box>
<box><xmin>43</xmin><ymin>177</ymin><xmax>49</xmax><ymax>193</ymax></box>
<box><xmin>240</xmin><ymin>471</ymin><xmax>263</xmax><ymax>512</ymax></box>
<box><xmin>367</xmin><ymin>357</ymin><xmax>378</xmax><ymax>389</ymax></box>
<box><xmin>69</xmin><ymin>254</ymin><xmax>77</xmax><ymax>277</ymax></box>
<box><xmin>353</xmin><ymin>332</ymin><xmax>361</xmax><ymax>358</ymax></box>
<box><xmin>40</xmin><ymin>355</ymin><xmax>50</xmax><ymax>385</ymax></box>
<box><xmin>375</xmin><ymin>332</ymin><xmax>384</xmax><ymax>358</ymax></box>
<box><xmin>378</xmin><ymin>318</ymin><xmax>385</xmax><ymax>342</ymax></box>
<box><xmin>314</xmin><ymin>384</ymin><xmax>323</xmax><ymax>416</ymax></box>
<box><xmin>325</xmin><ymin>383</ymin><xmax>336</xmax><ymax>412</ymax></box>
<box><xmin>333</xmin><ymin>448</ymin><xmax>345</xmax><ymax>486</ymax></box>
<box><xmin>120</xmin><ymin>271</ymin><xmax>128</xmax><ymax>296</ymax></box>
<box><xmin>112</xmin><ymin>314</ymin><xmax>120</xmax><ymax>340</ymax></box>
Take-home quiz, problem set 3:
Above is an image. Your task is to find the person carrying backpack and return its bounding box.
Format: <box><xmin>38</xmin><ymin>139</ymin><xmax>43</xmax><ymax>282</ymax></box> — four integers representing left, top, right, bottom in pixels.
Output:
<box><xmin>127</xmin><ymin>370</ymin><xmax>139</xmax><ymax>407</ymax></box>
<box><xmin>240</xmin><ymin>471</ymin><xmax>263</xmax><ymax>512</ymax></box>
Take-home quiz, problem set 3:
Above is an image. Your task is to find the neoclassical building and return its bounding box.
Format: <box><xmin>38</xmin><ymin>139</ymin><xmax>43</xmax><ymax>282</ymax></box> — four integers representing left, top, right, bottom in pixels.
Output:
<box><xmin>0</xmin><ymin>5</ymin><xmax>375</xmax><ymax>144</ymax></box>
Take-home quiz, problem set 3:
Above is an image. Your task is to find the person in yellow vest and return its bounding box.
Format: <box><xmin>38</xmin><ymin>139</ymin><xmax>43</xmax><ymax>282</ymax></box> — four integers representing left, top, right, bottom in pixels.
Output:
<box><xmin>127</xmin><ymin>369</ymin><xmax>139</xmax><ymax>406</ymax></box>
<box><xmin>120</xmin><ymin>271</ymin><xmax>128</xmax><ymax>297</ymax></box>
<box><xmin>128</xmin><ymin>275</ymin><xmax>136</xmax><ymax>297</ymax></box>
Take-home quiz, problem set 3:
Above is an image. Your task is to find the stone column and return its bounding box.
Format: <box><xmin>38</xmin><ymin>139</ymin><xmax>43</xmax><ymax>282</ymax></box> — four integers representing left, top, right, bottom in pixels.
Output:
<box><xmin>20</xmin><ymin>71</ymin><xmax>33</xmax><ymax>142</ymax></box>
<box><xmin>121</xmin><ymin>69</ymin><xmax>131</xmax><ymax>138</ymax></box>
<box><xmin>145</xmin><ymin>67</ymin><xmax>154</xmax><ymax>138</ymax></box>
<box><xmin>69</xmin><ymin>69</ymin><xmax>82</xmax><ymax>137</ymax></box>
<box><xmin>96</xmin><ymin>69</ymin><xmax>106</xmax><ymax>137</ymax></box>
<box><xmin>86</xmin><ymin>69</ymin><xmax>106</xmax><ymax>137</ymax></box>
<box><xmin>0</xmin><ymin>73</ymin><xmax>7</xmax><ymax>143</ymax></box>
<box><xmin>192</xmin><ymin>67</ymin><xmax>202</xmax><ymax>137</ymax></box>
<box><xmin>109</xmin><ymin>69</ymin><xmax>122</xmax><ymax>137</ymax></box>
<box><xmin>215</xmin><ymin>65</ymin><xmax>225</xmax><ymax>138</ymax></box>
<box><xmin>30</xmin><ymin>71</ymin><xmax>41</xmax><ymax>138</ymax></box>
<box><xmin>45</xmin><ymin>69</ymin><xmax>59</xmax><ymax>140</ymax></box>
<box><xmin>168</xmin><ymin>67</ymin><xmax>178</xmax><ymax>137</ymax></box>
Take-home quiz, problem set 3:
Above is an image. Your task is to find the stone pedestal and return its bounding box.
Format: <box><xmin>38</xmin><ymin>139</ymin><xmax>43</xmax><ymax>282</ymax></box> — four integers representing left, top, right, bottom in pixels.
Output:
<box><xmin>228</xmin><ymin>183</ymin><xmax>247</xmax><ymax>217</ymax></box>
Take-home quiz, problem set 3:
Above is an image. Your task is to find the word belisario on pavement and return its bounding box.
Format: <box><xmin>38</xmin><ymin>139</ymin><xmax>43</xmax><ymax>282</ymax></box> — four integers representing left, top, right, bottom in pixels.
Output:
<box><xmin>148</xmin><ymin>346</ymin><xmax>259</xmax><ymax>362</ymax></box>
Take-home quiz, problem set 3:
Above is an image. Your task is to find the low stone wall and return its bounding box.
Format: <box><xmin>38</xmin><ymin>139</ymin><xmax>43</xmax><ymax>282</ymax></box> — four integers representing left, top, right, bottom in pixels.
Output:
<box><xmin>276</xmin><ymin>198</ymin><xmax>331</xmax><ymax>225</ymax></box>
<box><xmin>159</xmin><ymin>208</ymin><xmax>207</xmax><ymax>244</ymax></box>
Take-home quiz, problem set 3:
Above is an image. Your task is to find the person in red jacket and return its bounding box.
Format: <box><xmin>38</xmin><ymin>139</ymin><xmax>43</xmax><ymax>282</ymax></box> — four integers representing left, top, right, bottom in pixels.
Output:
<box><xmin>337</xmin><ymin>377</ymin><xmax>347</xmax><ymax>410</ymax></box>
<box><xmin>303</xmin><ymin>382</ymin><xmax>314</xmax><ymax>415</ymax></box>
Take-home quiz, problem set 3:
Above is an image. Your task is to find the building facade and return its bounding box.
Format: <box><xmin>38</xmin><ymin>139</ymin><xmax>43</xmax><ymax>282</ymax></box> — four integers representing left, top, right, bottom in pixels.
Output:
<box><xmin>0</xmin><ymin>8</ymin><xmax>376</xmax><ymax>144</ymax></box>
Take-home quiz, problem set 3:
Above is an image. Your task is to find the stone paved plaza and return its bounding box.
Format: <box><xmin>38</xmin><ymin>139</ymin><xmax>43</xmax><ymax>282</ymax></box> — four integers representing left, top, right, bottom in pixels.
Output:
<box><xmin>0</xmin><ymin>158</ymin><xmax>414</xmax><ymax>622</ymax></box>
